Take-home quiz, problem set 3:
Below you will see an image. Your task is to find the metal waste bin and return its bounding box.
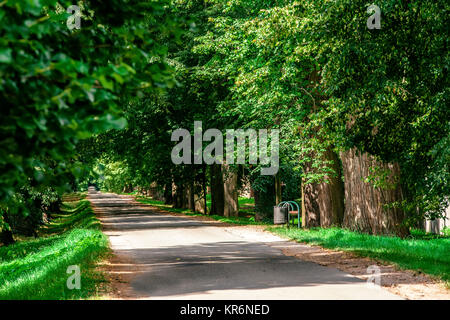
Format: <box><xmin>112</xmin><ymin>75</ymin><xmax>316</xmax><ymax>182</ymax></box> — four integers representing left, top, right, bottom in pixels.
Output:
<box><xmin>273</xmin><ymin>206</ymin><xmax>287</xmax><ymax>224</ymax></box>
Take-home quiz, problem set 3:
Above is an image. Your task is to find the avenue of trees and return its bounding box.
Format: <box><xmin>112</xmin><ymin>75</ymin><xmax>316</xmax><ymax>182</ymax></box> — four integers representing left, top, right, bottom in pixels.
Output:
<box><xmin>1</xmin><ymin>0</ymin><xmax>448</xmax><ymax>244</ymax></box>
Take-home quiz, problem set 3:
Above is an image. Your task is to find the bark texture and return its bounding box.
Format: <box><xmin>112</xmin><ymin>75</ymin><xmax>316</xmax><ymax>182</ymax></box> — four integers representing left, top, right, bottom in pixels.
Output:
<box><xmin>223</xmin><ymin>164</ymin><xmax>239</xmax><ymax>217</ymax></box>
<box><xmin>187</xmin><ymin>181</ymin><xmax>195</xmax><ymax>211</ymax></box>
<box><xmin>210</xmin><ymin>164</ymin><xmax>224</xmax><ymax>216</ymax></box>
<box><xmin>173</xmin><ymin>184</ymin><xmax>185</xmax><ymax>209</ymax></box>
<box><xmin>163</xmin><ymin>183</ymin><xmax>173</xmax><ymax>205</ymax></box>
<box><xmin>194</xmin><ymin>190</ymin><xmax>206</xmax><ymax>214</ymax></box>
<box><xmin>340</xmin><ymin>148</ymin><xmax>408</xmax><ymax>236</ymax></box>
<box><xmin>303</xmin><ymin>147</ymin><xmax>345</xmax><ymax>228</ymax></box>
<box><xmin>275</xmin><ymin>173</ymin><xmax>282</xmax><ymax>205</ymax></box>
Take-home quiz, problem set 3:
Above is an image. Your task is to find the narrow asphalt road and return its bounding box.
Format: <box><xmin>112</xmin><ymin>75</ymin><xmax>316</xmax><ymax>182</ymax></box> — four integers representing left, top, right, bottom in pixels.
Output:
<box><xmin>88</xmin><ymin>189</ymin><xmax>402</xmax><ymax>300</ymax></box>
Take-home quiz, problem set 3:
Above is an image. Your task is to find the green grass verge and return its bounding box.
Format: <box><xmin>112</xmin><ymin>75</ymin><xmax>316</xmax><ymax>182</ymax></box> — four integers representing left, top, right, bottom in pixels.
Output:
<box><xmin>269</xmin><ymin>226</ymin><xmax>450</xmax><ymax>284</ymax></box>
<box><xmin>135</xmin><ymin>196</ymin><xmax>267</xmax><ymax>225</ymax></box>
<box><xmin>0</xmin><ymin>199</ymin><xmax>109</xmax><ymax>299</ymax></box>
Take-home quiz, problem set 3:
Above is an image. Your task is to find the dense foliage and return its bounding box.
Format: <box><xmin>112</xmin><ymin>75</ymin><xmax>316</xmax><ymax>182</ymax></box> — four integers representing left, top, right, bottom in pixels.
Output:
<box><xmin>1</xmin><ymin>0</ymin><xmax>448</xmax><ymax>242</ymax></box>
<box><xmin>0</xmin><ymin>0</ymin><xmax>178</xmax><ymax>242</ymax></box>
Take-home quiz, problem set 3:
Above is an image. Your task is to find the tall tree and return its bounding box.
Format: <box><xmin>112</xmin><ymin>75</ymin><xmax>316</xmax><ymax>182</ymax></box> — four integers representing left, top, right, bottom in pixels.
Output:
<box><xmin>0</xmin><ymin>0</ymin><xmax>177</xmax><ymax>243</ymax></box>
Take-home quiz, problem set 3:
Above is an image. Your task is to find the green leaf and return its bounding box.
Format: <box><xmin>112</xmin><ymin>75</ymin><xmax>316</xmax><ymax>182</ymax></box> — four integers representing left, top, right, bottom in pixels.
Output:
<box><xmin>0</xmin><ymin>48</ymin><xmax>12</xmax><ymax>64</ymax></box>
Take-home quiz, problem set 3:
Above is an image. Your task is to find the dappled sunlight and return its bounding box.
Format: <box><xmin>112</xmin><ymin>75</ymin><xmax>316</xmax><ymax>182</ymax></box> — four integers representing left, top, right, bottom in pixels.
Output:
<box><xmin>93</xmin><ymin>191</ymin><xmax>402</xmax><ymax>300</ymax></box>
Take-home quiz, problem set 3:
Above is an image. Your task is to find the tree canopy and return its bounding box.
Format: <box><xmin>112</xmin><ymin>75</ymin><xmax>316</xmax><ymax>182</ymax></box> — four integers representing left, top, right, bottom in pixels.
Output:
<box><xmin>1</xmin><ymin>0</ymin><xmax>448</xmax><ymax>242</ymax></box>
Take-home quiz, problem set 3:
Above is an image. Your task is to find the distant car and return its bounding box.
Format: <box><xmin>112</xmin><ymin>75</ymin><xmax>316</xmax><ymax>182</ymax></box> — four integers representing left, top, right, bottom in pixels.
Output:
<box><xmin>87</xmin><ymin>183</ymin><xmax>99</xmax><ymax>191</ymax></box>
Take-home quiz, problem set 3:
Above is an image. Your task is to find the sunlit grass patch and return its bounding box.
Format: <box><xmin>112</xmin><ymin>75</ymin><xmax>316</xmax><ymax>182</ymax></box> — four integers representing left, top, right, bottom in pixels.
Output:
<box><xmin>0</xmin><ymin>199</ymin><xmax>109</xmax><ymax>299</ymax></box>
<box><xmin>269</xmin><ymin>226</ymin><xmax>450</xmax><ymax>284</ymax></box>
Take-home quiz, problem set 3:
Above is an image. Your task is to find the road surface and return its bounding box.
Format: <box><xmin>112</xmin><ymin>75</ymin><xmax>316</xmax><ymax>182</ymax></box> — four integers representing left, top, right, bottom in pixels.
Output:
<box><xmin>88</xmin><ymin>189</ymin><xmax>401</xmax><ymax>300</ymax></box>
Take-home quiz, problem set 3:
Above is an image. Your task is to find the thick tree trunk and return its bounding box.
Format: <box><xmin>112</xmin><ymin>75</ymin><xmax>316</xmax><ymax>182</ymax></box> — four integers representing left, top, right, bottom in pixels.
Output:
<box><xmin>210</xmin><ymin>164</ymin><xmax>224</xmax><ymax>216</ymax></box>
<box><xmin>163</xmin><ymin>183</ymin><xmax>173</xmax><ymax>205</ymax></box>
<box><xmin>194</xmin><ymin>188</ymin><xmax>206</xmax><ymax>214</ymax></box>
<box><xmin>223</xmin><ymin>164</ymin><xmax>239</xmax><ymax>217</ymax></box>
<box><xmin>340</xmin><ymin>148</ymin><xmax>408</xmax><ymax>237</ymax></box>
<box><xmin>275</xmin><ymin>173</ymin><xmax>282</xmax><ymax>205</ymax></box>
<box><xmin>253</xmin><ymin>185</ymin><xmax>275</xmax><ymax>221</ymax></box>
<box><xmin>187</xmin><ymin>180</ymin><xmax>195</xmax><ymax>211</ymax></box>
<box><xmin>318</xmin><ymin>148</ymin><xmax>345</xmax><ymax>227</ymax></box>
<box><xmin>301</xmin><ymin>178</ymin><xmax>306</xmax><ymax>227</ymax></box>
<box><xmin>122</xmin><ymin>183</ymin><xmax>133</xmax><ymax>194</ymax></box>
<box><xmin>303</xmin><ymin>181</ymin><xmax>321</xmax><ymax>227</ymax></box>
<box><xmin>182</xmin><ymin>184</ymin><xmax>190</xmax><ymax>209</ymax></box>
<box><xmin>149</xmin><ymin>182</ymin><xmax>165</xmax><ymax>201</ymax></box>
<box><xmin>173</xmin><ymin>184</ymin><xmax>184</xmax><ymax>209</ymax></box>
<box><xmin>303</xmin><ymin>147</ymin><xmax>345</xmax><ymax>228</ymax></box>
<box><xmin>202</xmin><ymin>165</ymin><xmax>207</xmax><ymax>214</ymax></box>
<box><xmin>173</xmin><ymin>188</ymin><xmax>179</xmax><ymax>208</ymax></box>
<box><xmin>254</xmin><ymin>189</ymin><xmax>261</xmax><ymax>221</ymax></box>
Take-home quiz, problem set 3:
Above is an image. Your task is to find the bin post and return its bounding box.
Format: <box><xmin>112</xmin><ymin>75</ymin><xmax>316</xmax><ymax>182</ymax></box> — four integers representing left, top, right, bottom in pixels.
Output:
<box><xmin>273</xmin><ymin>206</ymin><xmax>287</xmax><ymax>225</ymax></box>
